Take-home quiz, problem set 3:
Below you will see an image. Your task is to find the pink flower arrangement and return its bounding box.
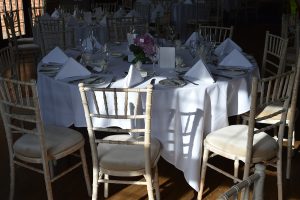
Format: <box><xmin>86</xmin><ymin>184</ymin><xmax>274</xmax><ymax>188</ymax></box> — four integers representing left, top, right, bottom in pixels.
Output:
<box><xmin>133</xmin><ymin>34</ymin><xmax>155</xmax><ymax>56</ymax></box>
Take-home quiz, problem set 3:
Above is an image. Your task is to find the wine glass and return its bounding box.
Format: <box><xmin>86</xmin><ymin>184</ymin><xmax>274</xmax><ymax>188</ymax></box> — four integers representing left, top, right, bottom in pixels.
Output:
<box><xmin>189</xmin><ymin>40</ymin><xmax>199</xmax><ymax>58</ymax></box>
<box><xmin>149</xmin><ymin>45</ymin><xmax>159</xmax><ymax>76</ymax></box>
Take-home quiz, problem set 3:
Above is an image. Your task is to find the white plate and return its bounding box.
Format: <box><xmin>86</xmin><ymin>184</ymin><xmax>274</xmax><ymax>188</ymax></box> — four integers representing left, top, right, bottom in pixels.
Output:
<box><xmin>82</xmin><ymin>76</ymin><xmax>106</xmax><ymax>84</ymax></box>
<box><xmin>159</xmin><ymin>78</ymin><xmax>186</xmax><ymax>87</ymax></box>
<box><xmin>214</xmin><ymin>69</ymin><xmax>247</xmax><ymax>77</ymax></box>
<box><xmin>111</xmin><ymin>52</ymin><xmax>123</xmax><ymax>57</ymax></box>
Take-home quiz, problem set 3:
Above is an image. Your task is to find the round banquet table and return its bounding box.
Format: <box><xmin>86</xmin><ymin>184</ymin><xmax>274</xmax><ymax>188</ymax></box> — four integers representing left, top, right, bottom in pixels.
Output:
<box><xmin>37</xmin><ymin>42</ymin><xmax>258</xmax><ymax>191</ymax></box>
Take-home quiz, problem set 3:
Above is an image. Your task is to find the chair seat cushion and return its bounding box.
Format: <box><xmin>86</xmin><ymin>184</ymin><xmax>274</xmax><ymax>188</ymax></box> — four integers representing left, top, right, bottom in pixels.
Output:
<box><xmin>17</xmin><ymin>37</ymin><xmax>34</xmax><ymax>44</ymax></box>
<box><xmin>205</xmin><ymin>125</ymin><xmax>278</xmax><ymax>163</ymax></box>
<box><xmin>97</xmin><ymin>134</ymin><xmax>161</xmax><ymax>172</ymax></box>
<box><xmin>17</xmin><ymin>43</ymin><xmax>40</xmax><ymax>51</ymax></box>
<box><xmin>14</xmin><ymin>125</ymin><xmax>84</xmax><ymax>158</ymax></box>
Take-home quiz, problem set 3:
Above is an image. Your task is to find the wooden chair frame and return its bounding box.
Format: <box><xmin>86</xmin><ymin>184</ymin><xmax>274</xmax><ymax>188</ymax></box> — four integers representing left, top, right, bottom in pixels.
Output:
<box><xmin>94</xmin><ymin>2</ymin><xmax>118</xmax><ymax>14</ymax></box>
<box><xmin>217</xmin><ymin>164</ymin><xmax>266</xmax><ymax>200</ymax></box>
<box><xmin>261</xmin><ymin>31</ymin><xmax>288</xmax><ymax>77</ymax></box>
<box><xmin>0</xmin><ymin>46</ymin><xmax>17</xmax><ymax>78</ymax></box>
<box><xmin>198</xmin><ymin>25</ymin><xmax>234</xmax><ymax>45</ymax></box>
<box><xmin>106</xmin><ymin>17</ymin><xmax>148</xmax><ymax>43</ymax></box>
<box><xmin>0</xmin><ymin>78</ymin><xmax>91</xmax><ymax>200</ymax></box>
<box><xmin>79</xmin><ymin>83</ymin><xmax>161</xmax><ymax>200</ymax></box>
<box><xmin>198</xmin><ymin>70</ymin><xmax>296</xmax><ymax>200</ymax></box>
<box><xmin>3</xmin><ymin>12</ymin><xmax>40</xmax><ymax>80</ymax></box>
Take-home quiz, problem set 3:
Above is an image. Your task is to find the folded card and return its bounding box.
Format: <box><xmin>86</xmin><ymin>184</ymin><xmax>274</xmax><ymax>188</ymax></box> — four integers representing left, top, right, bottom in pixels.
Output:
<box><xmin>159</xmin><ymin>47</ymin><xmax>175</xmax><ymax>69</ymax></box>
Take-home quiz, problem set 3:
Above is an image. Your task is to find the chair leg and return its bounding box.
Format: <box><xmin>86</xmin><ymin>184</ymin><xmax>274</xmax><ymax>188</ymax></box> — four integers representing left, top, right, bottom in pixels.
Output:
<box><xmin>43</xmin><ymin>160</ymin><xmax>54</xmax><ymax>200</ymax></box>
<box><xmin>277</xmin><ymin>156</ymin><xmax>283</xmax><ymax>200</ymax></box>
<box><xmin>144</xmin><ymin>173</ymin><xmax>155</xmax><ymax>200</ymax></box>
<box><xmin>9</xmin><ymin>158</ymin><xmax>15</xmax><ymax>200</ymax></box>
<box><xmin>153</xmin><ymin>166</ymin><xmax>160</xmax><ymax>200</ymax></box>
<box><xmin>234</xmin><ymin>159</ymin><xmax>239</xmax><ymax>183</ymax></box>
<box><xmin>104</xmin><ymin>174</ymin><xmax>109</xmax><ymax>198</ymax></box>
<box><xmin>286</xmin><ymin>127</ymin><xmax>295</xmax><ymax>179</ymax></box>
<box><xmin>197</xmin><ymin>147</ymin><xmax>209</xmax><ymax>200</ymax></box>
<box><xmin>80</xmin><ymin>147</ymin><xmax>91</xmax><ymax>196</ymax></box>
<box><xmin>92</xmin><ymin>168</ymin><xmax>99</xmax><ymax>200</ymax></box>
<box><xmin>49</xmin><ymin>160</ymin><xmax>55</xmax><ymax>178</ymax></box>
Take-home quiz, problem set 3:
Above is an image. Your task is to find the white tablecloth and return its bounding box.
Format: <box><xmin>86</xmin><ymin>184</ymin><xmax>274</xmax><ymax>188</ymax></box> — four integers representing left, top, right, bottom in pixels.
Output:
<box><xmin>37</xmin><ymin>43</ymin><xmax>257</xmax><ymax>191</ymax></box>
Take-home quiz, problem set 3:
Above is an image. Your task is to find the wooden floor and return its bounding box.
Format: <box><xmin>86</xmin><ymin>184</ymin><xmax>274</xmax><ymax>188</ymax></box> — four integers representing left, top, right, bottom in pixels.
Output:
<box><xmin>1</xmin><ymin>7</ymin><xmax>300</xmax><ymax>200</ymax></box>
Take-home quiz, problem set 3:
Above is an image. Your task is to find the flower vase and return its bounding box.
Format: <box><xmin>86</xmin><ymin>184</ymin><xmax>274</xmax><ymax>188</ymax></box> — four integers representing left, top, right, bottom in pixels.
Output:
<box><xmin>135</xmin><ymin>61</ymin><xmax>142</xmax><ymax>70</ymax></box>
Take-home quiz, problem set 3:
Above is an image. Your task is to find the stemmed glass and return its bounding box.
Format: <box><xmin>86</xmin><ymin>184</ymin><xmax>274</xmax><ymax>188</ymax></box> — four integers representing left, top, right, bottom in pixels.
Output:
<box><xmin>149</xmin><ymin>45</ymin><xmax>159</xmax><ymax>76</ymax></box>
<box><xmin>189</xmin><ymin>40</ymin><xmax>199</xmax><ymax>58</ymax></box>
<box><xmin>168</xmin><ymin>25</ymin><xmax>176</xmax><ymax>42</ymax></box>
<box><xmin>101</xmin><ymin>43</ymin><xmax>110</xmax><ymax>73</ymax></box>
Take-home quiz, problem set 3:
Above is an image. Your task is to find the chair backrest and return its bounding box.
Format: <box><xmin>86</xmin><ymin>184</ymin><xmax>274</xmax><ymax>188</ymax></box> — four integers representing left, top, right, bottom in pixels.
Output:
<box><xmin>243</xmin><ymin>70</ymin><xmax>295</xmax><ymax>178</ymax></box>
<box><xmin>3</xmin><ymin>10</ymin><xmax>22</xmax><ymax>47</ymax></box>
<box><xmin>261</xmin><ymin>31</ymin><xmax>288</xmax><ymax>77</ymax></box>
<box><xmin>107</xmin><ymin>17</ymin><xmax>148</xmax><ymax>42</ymax></box>
<box><xmin>198</xmin><ymin>25</ymin><xmax>233</xmax><ymax>45</ymax></box>
<box><xmin>0</xmin><ymin>78</ymin><xmax>47</xmax><ymax>161</ymax></box>
<box><xmin>28</xmin><ymin>5</ymin><xmax>45</xmax><ymax>31</ymax></box>
<box><xmin>218</xmin><ymin>164</ymin><xmax>266</xmax><ymax>200</ymax></box>
<box><xmin>122</xmin><ymin>0</ymin><xmax>133</xmax><ymax>10</ymax></box>
<box><xmin>79</xmin><ymin>83</ymin><xmax>154</xmax><ymax>174</ymax></box>
<box><xmin>134</xmin><ymin>2</ymin><xmax>151</xmax><ymax>22</ymax></box>
<box><xmin>37</xmin><ymin>17</ymin><xmax>71</xmax><ymax>56</ymax></box>
<box><xmin>281</xmin><ymin>13</ymin><xmax>298</xmax><ymax>40</ymax></box>
<box><xmin>0</xmin><ymin>47</ymin><xmax>17</xmax><ymax>78</ymax></box>
<box><xmin>95</xmin><ymin>2</ymin><xmax>117</xmax><ymax>15</ymax></box>
<box><xmin>195</xmin><ymin>0</ymin><xmax>223</xmax><ymax>26</ymax></box>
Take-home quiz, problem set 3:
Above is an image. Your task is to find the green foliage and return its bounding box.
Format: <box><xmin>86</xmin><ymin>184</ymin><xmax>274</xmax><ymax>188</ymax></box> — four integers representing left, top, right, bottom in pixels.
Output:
<box><xmin>129</xmin><ymin>44</ymin><xmax>148</xmax><ymax>64</ymax></box>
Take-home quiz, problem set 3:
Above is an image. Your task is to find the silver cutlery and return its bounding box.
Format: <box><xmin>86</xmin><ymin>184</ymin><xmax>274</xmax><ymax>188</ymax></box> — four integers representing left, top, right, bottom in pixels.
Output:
<box><xmin>178</xmin><ymin>76</ymin><xmax>199</xmax><ymax>85</ymax></box>
<box><xmin>212</xmin><ymin>73</ymin><xmax>232</xmax><ymax>79</ymax></box>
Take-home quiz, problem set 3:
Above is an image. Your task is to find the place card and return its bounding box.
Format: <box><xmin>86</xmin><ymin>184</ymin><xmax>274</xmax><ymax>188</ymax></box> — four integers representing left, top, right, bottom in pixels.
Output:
<box><xmin>159</xmin><ymin>47</ymin><xmax>175</xmax><ymax>69</ymax></box>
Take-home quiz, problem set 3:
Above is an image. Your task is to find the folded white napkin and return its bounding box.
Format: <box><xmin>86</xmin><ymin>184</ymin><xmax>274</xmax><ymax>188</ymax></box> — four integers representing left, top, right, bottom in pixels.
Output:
<box><xmin>151</xmin><ymin>4</ymin><xmax>164</xmax><ymax>22</ymax></box>
<box><xmin>51</xmin><ymin>9</ymin><xmax>60</xmax><ymax>19</ymax></box>
<box><xmin>55</xmin><ymin>57</ymin><xmax>91</xmax><ymax>80</ymax></box>
<box><xmin>82</xmin><ymin>36</ymin><xmax>102</xmax><ymax>51</ymax></box>
<box><xmin>219</xmin><ymin>49</ymin><xmax>253</xmax><ymax>69</ymax></box>
<box><xmin>100</xmin><ymin>15</ymin><xmax>107</xmax><ymax>26</ymax></box>
<box><xmin>123</xmin><ymin>65</ymin><xmax>143</xmax><ymax>88</ymax></box>
<box><xmin>126</xmin><ymin>10</ymin><xmax>140</xmax><ymax>17</ymax></box>
<box><xmin>42</xmin><ymin>47</ymin><xmax>68</xmax><ymax>64</ymax></box>
<box><xmin>114</xmin><ymin>8</ymin><xmax>126</xmax><ymax>18</ymax></box>
<box><xmin>159</xmin><ymin>47</ymin><xmax>175</xmax><ymax>69</ymax></box>
<box><xmin>83</xmin><ymin>11</ymin><xmax>92</xmax><ymax>24</ymax></box>
<box><xmin>184</xmin><ymin>32</ymin><xmax>201</xmax><ymax>46</ymax></box>
<box><xmin>183</xmin><ymin>0</ymin><xmax>193</xmax><ymax>4</ymax></box>
<box><xmin>185</xmin><ymin>59</ymin><xmax>214</xmax><ymax>84</ymax></box>
<box><xmin>67</xmin><ymin>16</ymin><xmax>78</xmax><ymax>26</ymax></box>
<box><xmin>94</xmin><ymin>7</ymin><xmax>103</xmax><ymax>17</ymax></box>
<box><xmin>214</xmin><ymin>38</ymin><xmax>242</xmax><ymax>57</ymax></box>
